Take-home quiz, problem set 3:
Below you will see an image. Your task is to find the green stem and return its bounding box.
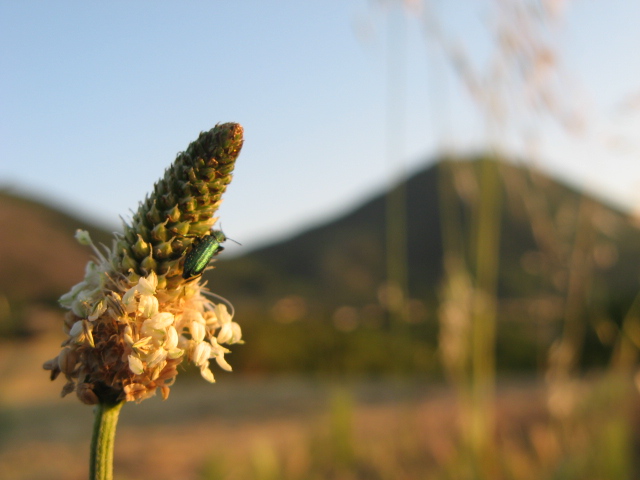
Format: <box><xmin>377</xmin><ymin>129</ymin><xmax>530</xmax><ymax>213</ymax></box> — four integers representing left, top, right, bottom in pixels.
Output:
<box><xmin>89</xmin><ymin>401</ymin><xmax>124</xmax><ymax>480</ymax></box>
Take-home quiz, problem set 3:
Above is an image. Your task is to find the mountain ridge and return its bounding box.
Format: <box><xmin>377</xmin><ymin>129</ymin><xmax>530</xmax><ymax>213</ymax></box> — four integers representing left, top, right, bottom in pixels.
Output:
<box><xmin>213</xmin><ymin>157</ymin><xmax>640</xmax><ymax>307</ymax></box>
<box><xmin>2</xmin><ymin>157</ymin><xmax>640</xmax><ymax>374</ymax></box>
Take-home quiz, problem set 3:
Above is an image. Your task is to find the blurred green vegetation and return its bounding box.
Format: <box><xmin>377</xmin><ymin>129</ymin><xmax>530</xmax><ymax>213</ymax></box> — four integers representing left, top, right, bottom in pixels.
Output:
<box><xmin>192</xmin><ymin>377</ymin><xmax>635</xmax><ymax>480</ymax></box>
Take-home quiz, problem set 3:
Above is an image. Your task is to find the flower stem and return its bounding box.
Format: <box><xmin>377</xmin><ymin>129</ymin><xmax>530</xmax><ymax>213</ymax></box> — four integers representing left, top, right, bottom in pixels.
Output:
<box><xmin>89</xmin><ymin>401</ymin><xmax>124</xmax><ymax>480</ymax></box>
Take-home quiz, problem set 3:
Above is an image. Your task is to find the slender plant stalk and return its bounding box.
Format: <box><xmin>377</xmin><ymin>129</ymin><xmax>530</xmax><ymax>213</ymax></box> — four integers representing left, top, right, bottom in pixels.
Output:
<box><xmin>469</xmin><ymin>156</ymin><xmax>501</xmax><ymax>475</ymax></box>
<box><xmin>384</xmin><ymin>7</ymin><xmax>409</xmax><ymax>328</ymax></box>
<box><xmin>89</xmin><ymin>401</ymin><xmax>124</xmax><ymax>480</ymax></box>
<box><xmin>438</xmin><ymin>157</ymin><xmax>502</xmax><ymax>476</ymax></box>
<box><xmin>555</xmin><ymin>198</ymin><xmax>594</xmax><ymax>375</ymax></box>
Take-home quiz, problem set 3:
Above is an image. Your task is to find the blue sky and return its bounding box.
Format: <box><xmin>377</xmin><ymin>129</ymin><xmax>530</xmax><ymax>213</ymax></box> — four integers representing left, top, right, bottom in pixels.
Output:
<box><xmin>1</xmin><ymin>1</ymin><xmax>639</xmax><ymax>253</ymax></box>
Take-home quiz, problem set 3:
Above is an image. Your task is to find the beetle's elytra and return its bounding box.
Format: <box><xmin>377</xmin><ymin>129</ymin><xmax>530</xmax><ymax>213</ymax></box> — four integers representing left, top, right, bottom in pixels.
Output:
<box><xmin>182</xmin><ymin>230</ymin><xmax>227</xmax><ymax>279</ymax></box>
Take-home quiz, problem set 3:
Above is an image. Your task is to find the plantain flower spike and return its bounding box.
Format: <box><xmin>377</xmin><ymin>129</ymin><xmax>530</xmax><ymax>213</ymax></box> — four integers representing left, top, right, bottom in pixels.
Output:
<box><xmin>44</xmin><ymin>123</ymin><xmax>245</xmax><ymax>405</ymax></box>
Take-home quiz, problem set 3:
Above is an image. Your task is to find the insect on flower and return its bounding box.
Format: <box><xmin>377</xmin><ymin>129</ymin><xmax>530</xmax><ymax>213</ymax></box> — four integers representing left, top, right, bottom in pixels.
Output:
<box><xmin>182</xmin><ymin>230</ymin><xmax>239</xmax><ymax>279</ymax></box>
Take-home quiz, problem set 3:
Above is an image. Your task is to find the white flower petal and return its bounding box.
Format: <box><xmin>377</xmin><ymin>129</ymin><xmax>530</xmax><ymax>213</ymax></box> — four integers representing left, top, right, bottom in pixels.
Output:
<box><xmin>215</xmin><ymin>354</ymin><xmax>233</xmax><ymax>372</ymax></box>
<box><xmin>84</xmin><ymin>260</ymin><xmax>100</xmax><ymax>279</ymax></box>
<box><xmin>151</xmin><ymin>312</ymin><xmax>174</xmax><ymax>328</ymax></box>
<box><xmin>146</xmin><ymin>348</ymin><xmax>167</xmax><ymax>367</ymax></box>
<box><xmin>128</xmin><ymin>355</ymin><xmax>144</xmax><ymax>375</ymax></box>
<box><xmin>137</xmin><ymin>272</ymin><xmax>157</xmax><ymax>295</ymax></box>
<box><xmin>124</xmin><ymin>332</ymin><xmax>135</xmax><ymax>346</ymax></box>
<box><xmin>164</xmin><ymin>326</ymin><xmax>178</xmax><ymax>350</ymax></box>
<box><xmin>189</xmin><ymin>321</ymin><xmax>206</xmax><ymax>343</ymax></box>
<box><xmin>59</xmin><ymin>281</ymin><xmax>87</xmax><ymax>307</ymax></box>
<box><xmin>132</xmin><ymin>336</ymin><xmax>153</xmax><ymax>355</ymax></box>
<box><xmin>141</xmin><ymin>313</ymin><xmax>174</xmax><ymax>339</ymax></box>
<box><xmin>217</xmin><ymin>324</ymin><xmax>233</xmax><ymax>344</ymax></box>
<box><xmin>69</xmin><ymin>321</ymin><xmax>83</xmax><ymax>340</ymax></box>
<box><xmin>139</xmin><ymin>295</ymin><xmax>159</xmax><ymax>318</ymax></box>
<box><xmin>200</xmin><ymin>366</ymin><xmax>215</xmax><ymax>383</ymax></box>
<box><xmin>122</xmin><ymin>287</ymin><xmax>138</xmax><ymax>311</ymax></box>
<box><xmin>75</xmin><ymin>229</ymin><xmax>92</xmax><ymax>246</ymax></box>
<box><xmin>88</xmin><ymin>298</ymin><xmax>107</xmax><ymax>321</ymax></box>
<box><xmin>167</xmin><ymin>348</ymin><xmax>184</xmax><ymax>359</ymax></box>
<box><xmin>71</xmin><ymin>291</ymin><xmax>92</xmax><ymax>317</ymax></box>
<box><xmin>215</xmin><ymin>303</ymin><xmax>232</xmax><ymax>325</ymax></box>
<box><xmin>218</xmin><ymin>322</ymin><xmax>242</xmax><ymax>344</ymax></box>
<box><xmin>192</xmin><ymin>342</ymin><xmax>212</xmax><ymax>366</ymax></box>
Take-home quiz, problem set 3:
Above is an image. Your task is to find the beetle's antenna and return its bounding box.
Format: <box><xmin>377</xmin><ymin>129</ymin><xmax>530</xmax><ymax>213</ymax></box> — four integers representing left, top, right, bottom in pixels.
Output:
<box><xmin>202</xmin><ymin>290</ymin><xmax>235</xmax><ymax>317</ymax></box>
<box><xmin>219</xmin><ymin>223</ymin><xmax>242</xmax><ymax>246</ymax></box>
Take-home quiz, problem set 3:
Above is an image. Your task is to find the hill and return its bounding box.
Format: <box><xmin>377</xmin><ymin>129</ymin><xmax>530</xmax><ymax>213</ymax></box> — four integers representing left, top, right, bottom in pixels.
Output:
<box><xmin>208</xmin><ymin>157</ymin><xmax>640</xmax><ymax>372</ymax></box>
<box><xmin>214</xmin><ymin>157</ymin><xmax>640</xmax><ymax>311</ymax></box>
<box><xmin>2</xmin><ymin>158</ymin><xmax>640</xmax><ymax>373</ymax></box>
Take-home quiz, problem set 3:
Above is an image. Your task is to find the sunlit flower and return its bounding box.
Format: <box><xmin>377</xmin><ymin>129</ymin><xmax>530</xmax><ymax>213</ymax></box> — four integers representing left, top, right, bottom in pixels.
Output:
<box><xmin>43</xmin><ymin>123</ymin><xmax>245</xmax><ymax>405</ymax></box>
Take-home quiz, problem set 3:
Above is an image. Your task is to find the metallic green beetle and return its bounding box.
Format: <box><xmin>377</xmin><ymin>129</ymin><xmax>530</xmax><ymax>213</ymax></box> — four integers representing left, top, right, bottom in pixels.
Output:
<box><xmin>182</xmin><ymin>230</ymin><xmax>227</xmax><ymax>279</ymax></box>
